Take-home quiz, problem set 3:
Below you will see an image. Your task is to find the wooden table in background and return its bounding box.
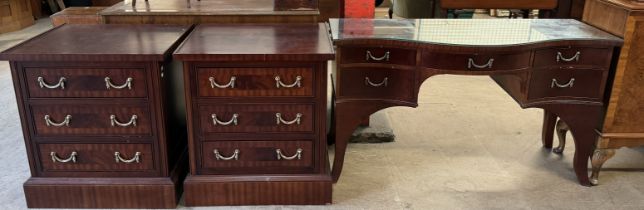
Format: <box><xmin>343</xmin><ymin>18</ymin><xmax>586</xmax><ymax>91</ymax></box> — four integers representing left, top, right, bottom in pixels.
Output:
<box><xmin>99</xmin><ymin>0</ymin><xmax>321</xmax><ymax>24</ymax></box>
<box><xmin>51</xmin><ymin>7</ymin><xmax>107</xmax><ymax>26</ymax></box>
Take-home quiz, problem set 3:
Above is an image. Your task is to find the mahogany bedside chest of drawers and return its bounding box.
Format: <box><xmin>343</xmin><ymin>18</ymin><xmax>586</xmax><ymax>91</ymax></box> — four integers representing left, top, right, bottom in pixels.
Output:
<box><xmin>328</xmin><ymin>19</ymin><xmax>622</xmax><ymax>187</ymax></box>
<box><xmin>173</xmin><ymin>23</ymin><xmax>335</xmax><ymax>206</ymax></box>
<box><xmin>0</xmin><ymin>24</ymin><xmax>191</xmax><ymax>208</ymax></box>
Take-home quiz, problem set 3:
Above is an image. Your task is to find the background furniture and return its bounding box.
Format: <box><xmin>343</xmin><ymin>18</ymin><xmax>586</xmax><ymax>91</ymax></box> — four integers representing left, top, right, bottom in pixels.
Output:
<box><xmin>0</xmin><ymin>24</ymin><xmax>190</xmax><ymax>208</ymax></box>
<box><xmin>51</xmin><ymin>7</ymin><xmax>107</xmax><ymax>26</ymax></box>
<box><xmin>100</xmin><ymin>0</ymin><xmax>320</xmax><ymax>24</ymax></box>
<box><xmin>329</xmin><ymin>18</ymin><xmax>622</xmax><ymax>186</ymax></box>
<box><xmin>342</xmin><ymin>0</ymin><xmax>375</xmax><ymax>17</ymax></box>
<box><xmin>0</xmin><ymin>0</ymin><xmax>34</xmax><ymax>34</ymax></box>
<box><xmin>174</xmin><ymin>23</ymin><xmax>335</xmax><ymax>206</ymax></box>
<box><xmin>439</xmin><ymin>0</ymin><xmax>558</xmax><ymax>18</ymax></box>
<box><xmin>391</xmin><ymin>0</ymin><xmax>439</xmax><ymax>18</ymax></box>
<box><xmin>547</xmin><ymin>0</ymin><xmax>644</xmax><ymax>185</ymax></box>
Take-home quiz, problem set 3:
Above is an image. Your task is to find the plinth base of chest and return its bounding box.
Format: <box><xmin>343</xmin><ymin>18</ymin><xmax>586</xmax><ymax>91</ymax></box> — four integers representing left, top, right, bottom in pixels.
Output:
<box><xmin>23</xmin><ymin>176</ymin><xmax>183</xmax><ymax>209</ymax></box>
<box><xmin>183</xmin><ymin>174</ymin><xmax>333</xmax><ymax>206</ymax></box>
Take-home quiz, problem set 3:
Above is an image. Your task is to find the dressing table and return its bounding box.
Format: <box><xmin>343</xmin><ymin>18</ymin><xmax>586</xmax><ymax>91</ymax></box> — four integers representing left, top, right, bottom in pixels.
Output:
<box><xmin>329</xmin><ymin>18</ymin><xmax>623</xmax><ymax>186</ymax></box>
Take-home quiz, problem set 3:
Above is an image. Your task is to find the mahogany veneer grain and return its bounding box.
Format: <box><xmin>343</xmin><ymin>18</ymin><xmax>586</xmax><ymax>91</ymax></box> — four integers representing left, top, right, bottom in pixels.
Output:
<box><xmin>1</xmin><ymin>24</ymin><xmax>191</xmax><ymax>208</ymax></box>
<box><xmin>174</xmin><ymin>23</ymin><xmax>334</xmax><ymax>206</ymax></box>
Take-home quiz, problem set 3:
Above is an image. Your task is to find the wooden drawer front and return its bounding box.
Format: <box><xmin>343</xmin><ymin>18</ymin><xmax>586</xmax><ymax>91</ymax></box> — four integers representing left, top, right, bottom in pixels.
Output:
<box><xmin>201</xmin><ymin>141</ymin><xmax>313</xmax><ymax>173</ymax></box>
<box><xmin>38</xmin><ymin>143</ymin><xmax>154</xmax><ymax>172</ymax></box>
<box><xmin>338</xmin><ymin>67</ymin><xmax>415</xmax><ymax>101</ymax></box>
<box><xmin>25</xmin><ymin>68</ymin><xmax>148</xmax><ymax>98</ymax></box>
<box><xmin>198</xmin><ymin>104</ymin><xmax>314</xmax><ymax>134</ymax></box>
<box><xmin>528</xmin><ymin>69</ymin><xmax>605</xmax><ymax>100</ymax></box>
<box><xmin>533</xmin><ymin>47</ymin><xmax>612</xmax><ymax>68</ymax></box>
<box><xmin>197</xmin><ymin>67</ymin><xmax>314</xmax><ymax>97</ymax></box>
<box><xmin>31</xmin><ymin>104</ymin><xmax>152</xmax><ymax>136</ymax></box>
<box><xmin>422</xmin><ymin>51</ymin><xmax>531</xmax><ymax>71</ymax></box>
<box><xmin>340</xmin><ymin>47</ymin><xmax>416</xmax><ymax>65</ymax></box>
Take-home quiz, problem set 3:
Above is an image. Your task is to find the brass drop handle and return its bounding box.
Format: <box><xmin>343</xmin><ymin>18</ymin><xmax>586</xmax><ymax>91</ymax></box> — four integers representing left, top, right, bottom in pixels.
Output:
<box><xmin>214</xmin><ymin>149</ymin><xmax>239</xmax><ymax>160</ymax></box>
<box><xmin>551</xmin><ymin>78</ymin><xmax>575</xmax><ymax>88</ymax></box>
<box><xmin>51</xmin><ymin>151</ymin><xmax>77</xmax><ymax>163</ymax></box>
<box><xmin>365</xmin><ymin>77</ymin><xmax>388</xmax><ymax>87</ymax></box>
<box><xmin>105</xmin><ymin>77</ymin><xmax>133</xmax><ymax>90</ymax></box>
<box><xmin>114</xmin><ymin>152</ymin><xmax>141</xmax><ymax>163</ymax></box>
<box><xmin>468</xmin><ymin>58</ymin><xmax>494</xmax><ymax>69</ymax></box>
<box><xmin>275</xmin><ymin>76</ymin><xmax>302</xmax><ymax>88</ymax></box>
<box><xmin>366</xmin><ymin>50</ymin><xmax>390</xmax><ymax>61</ymax></box>
<box><xmin>209</xmin><ymin>76</ymin><xmax>236</xmax><ymax>89</ymax></box>
<box><xmin>212</xmin><ymin>114</ymin><xmax>239</xmax><ymax>126</ymax></box>
<box><xmin>110</xmin><ymin>115</ymin><xmax>138</xmax><ymax>127</ymax></box>
<box><xmin>276</xmin><ymin>148</ymin><xmax>303</xmax><ymax>160</ymax></box>
<box><xmin>44</xmin><ymin>115</ymin><xmax>71</xmax><ymax>127</ymax></box>
<box><xmin>276</xmin><ymin>113</ymin><xmax>302</xmax><ymax>125</ymax></box>
<box><xmin>37</xmin><ymin>77</ymin><xmax>66</xmax><ymax>89</ymax></box>
<box><xmin>557</xmin><ymin>51</ymin><xmax>581</xmax><ymax>62</ymax></box>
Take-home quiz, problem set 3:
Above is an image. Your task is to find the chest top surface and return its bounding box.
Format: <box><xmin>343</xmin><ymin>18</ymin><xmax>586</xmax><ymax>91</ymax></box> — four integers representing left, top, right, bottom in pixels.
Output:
<box><xmin>329</xmin><ymin>19</ymin><xmax>623</xmax><ymax>47</ymax></box>
<box><xmin>0</xmin><ymin>24</ymin><xmax>191</xmax><ymax>62</ymax></box>
<box><xmin>173</xmin><ymin>23</ymin><xmax>335</xmax><ymax>61</ymax></box>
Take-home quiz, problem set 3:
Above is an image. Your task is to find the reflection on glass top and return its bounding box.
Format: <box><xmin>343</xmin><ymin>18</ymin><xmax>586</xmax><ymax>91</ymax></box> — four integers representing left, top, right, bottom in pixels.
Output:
<box><xmin>101</xmin><ymin>0</ymin><xmax>318</xmax><ymax>15</ymax></box>
<box><xmin>329</xmin><ymin>19</ymin><xmax>622</xmax><ymax>46</ymax></box>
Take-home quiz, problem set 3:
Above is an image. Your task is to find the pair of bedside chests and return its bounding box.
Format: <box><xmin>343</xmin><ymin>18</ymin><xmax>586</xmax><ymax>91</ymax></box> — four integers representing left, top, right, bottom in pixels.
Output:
<box><xmin>0</xmin><ymin>24</ymin><xmax>335</xmax><ymax>208</ymax></box>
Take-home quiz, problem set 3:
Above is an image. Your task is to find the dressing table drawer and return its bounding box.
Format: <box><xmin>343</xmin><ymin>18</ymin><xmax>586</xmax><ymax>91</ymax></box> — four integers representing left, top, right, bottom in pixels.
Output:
<box><xmin>528</xmin><ymin>69</ymin><xmax>606</xmax><ymax>100</ymax></box>
<box><xmin>25</xmin><ymin>68</ymin><xmax>148</xmax><ymax>98</ymax></box>
<box><xmin>38</xmin><ymin>143</ymin><xmax>155</xmax><ymax>172</ymax></box>
<box><xmin>196</xmin><ymin>67</ymin><xmax>314</xmax><ymax>97</ymax></box>
<box><xmin>198</xmin><ymin>104</ymin><xmax>314</xmax><ymax>134</ymax></box>
<box><xmin>337</xmin><ymin>67</ymin><xmax>415</xmax><ymax>101</ymax></box>
<box><xmin>422</xmin><ymin>51</ymin><xmax>531</xmax><ymax>71</ymax></box>
<box><xmin>340</xmin><ymin>46</ymin><xmax>416</xmax><ymax>66</ymax></box>
<box><xmin>533</xmin><ymin>47</ymin><xmax>612</xmax><ymax>68</ymax></box>
<box><xmin>31</xmin><ymin>104</ymin><xmax>152</xmax><ymax>137</ymax></box>
<box><xmin>200</xmin><ymin>140</ymin><xmax>314</xmax><ymax>174</ymax></box>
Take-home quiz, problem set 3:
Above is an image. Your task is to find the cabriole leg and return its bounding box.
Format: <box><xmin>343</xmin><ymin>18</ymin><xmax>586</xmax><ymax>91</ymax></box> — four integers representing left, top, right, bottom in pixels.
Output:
<box><xmin>553</xmin><ymin>119</ymin><xmax>569</xmax><ymax>154</ymax></box>
<box><xmin>590</xmin><ymin>148</ymin><xmax>615</xmax><ymax>185</ymax></box>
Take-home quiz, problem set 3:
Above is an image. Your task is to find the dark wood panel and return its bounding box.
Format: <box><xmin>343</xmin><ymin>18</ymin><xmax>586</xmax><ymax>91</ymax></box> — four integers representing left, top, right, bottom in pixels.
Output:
<box><xmin>197</xmin><ymin>67</ymin><xmax>314</xmax><ymax>97</ymax></box>
<box><xmin>0</xmin><ymin>24</ymin><xmax>191</xmax><ymax>62</ymax></box>
<box><xmin>490</xmin><ymin>71</ymin><xmax>531</xmax><ymax>103</ymax></box>
<box><xmin>38</xmin><ymin>143</ymin><xmax>155</xmax><ymax>172</ymax></box>
<box><xmin>197</xmin><ymin>103</ymin><xmax>314</xmax><ymax>134</ymax></box>
<box><xmin>528</xmin><ymin>68</ymin><xmax>606</xmax><ymax>101</ymax></box>
<box><xmin>533</xmin><ymin>47</ymin><xmax>612</xmax><ymax>68</ymax></box>
<box><xmin>25</xmin><ymin>67</ymin><xmax>148</xmax><ymax>98</ymax></box>
<box><xmin>24</xmin><ymin>177</ymin><xmax>178</xmax><ymax>209</ymax></box>
<box><xmin>30</xmin><ymin>104</ymin><xmax>153</xmax><ymax>136</ymax></box>
<box><xmin>337</xmin><ymin>67</ymin><xmax>415</xmax><ymax>101</ymax></box>
<box><xmin>422</xmin><ymin>51</ymin><xmax>532</xmax><ymax>71</ymax></box>
<box><xmin>200</xmin><ymin>140</ymin><xmax>314</xmax><ymax>174</ymax></box>
<box><xmin>173</xmin><ymin>23</ymin><xmax>335</xmax><ymax>62</ymax></box>
<box><xmin>339</xmin><ymin>46</ymin><xmax>416</xmax><ymax>66</ymax></box>
<box><xmin>184</xmin><ymin>175</ymin><xmax>332</xmax><ymax>206</ymax></box>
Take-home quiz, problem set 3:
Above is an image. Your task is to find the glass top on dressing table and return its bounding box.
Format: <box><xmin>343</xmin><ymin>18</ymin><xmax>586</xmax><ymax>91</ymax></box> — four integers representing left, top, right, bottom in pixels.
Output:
<box><xmin>329</xmin><ymin>19</ymin><xmax>622</xmax><ymax>46</ymax></box>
